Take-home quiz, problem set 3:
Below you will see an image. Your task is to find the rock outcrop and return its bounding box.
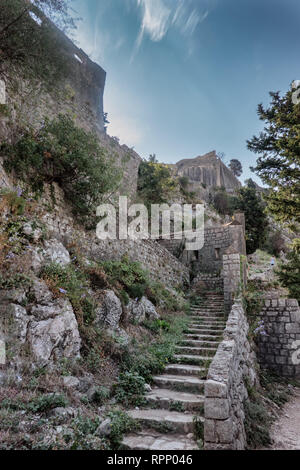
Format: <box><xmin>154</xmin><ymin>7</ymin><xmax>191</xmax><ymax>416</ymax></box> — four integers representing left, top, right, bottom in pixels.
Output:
<box><xmin>176</xmin><ymin>151</ymin><xmax>241</xmax><ymax>194</ymax></box>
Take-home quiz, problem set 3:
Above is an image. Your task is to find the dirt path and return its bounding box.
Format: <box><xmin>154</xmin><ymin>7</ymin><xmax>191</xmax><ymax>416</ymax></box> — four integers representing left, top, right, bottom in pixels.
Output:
<box><xmin>269</xmin><ymin>389</ymin><xmax>300</xmax><ymax>450</ymax></box>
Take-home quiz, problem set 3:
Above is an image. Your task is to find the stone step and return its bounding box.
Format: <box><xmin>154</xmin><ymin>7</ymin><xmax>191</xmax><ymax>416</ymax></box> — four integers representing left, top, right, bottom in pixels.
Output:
<box><xmin>174</xmin><ymin>354</ymin><xmax>212</xmax><ymax>367</ymax></box>
<box><xmin>188</xmin><ymin>328</ymin><xmax>224</xmax><ymax>335</ymax></box>
<box><xmin>122</xmin><ymin>430</ymin><xmax>198</xmax><ymax>450</ymax></box>
<box><xmin>186</xmin><ymin>328</ymin><xmax>223</xmax><ymax>336</ymax></box>
<box><xmin>189</xmin><ymin>315</ymin><xmax>226</xmax><ymax>323</ymax></box>
<box><xmin>145</xmin><ymin>388</ymin><xmax>205</xmax><ymax>412</ymax></box>
<box><xmin>165</xmin><ymin>363</ymin><xmax>207</xmax><ymax>377</ymax></box>
<box><xmin>185</xmin><ymin>332</ymin><xmax>223</xmax><ymax>339</ymax></box>
<box><xmin>176</xmin><ymin>346</ymin><xmax>217</xmax><ymax>356</ymax></box>
<box><xmin>191</xmin><ymin>311</ymin><xmax>224</xmax><ymax>315</ymax></box>
<box><xmin>189</xmin><ymin>323</ymin><xmax>224</xmax><ymax>329</ymax></box>
<box><xmin>190</xmin><ymin>311</ymin><xmax>225</xmax><ymax>315</ymax></box>
<box><xmin>190</xmin><ymin>310</ymin><xmax>225</xmax><ymax>315</ymax></box>
<box><xmin>128</xmin><ymin>409</ymin><xmax>198</xmax><ymax>434</ymax></box>
<box><xmin>191</xmin><ymin>304</ymin><xmax>224</xmax><ymax>307</ymax></box>
<box><xmin>153</xmin><ymin>374</ymin><xmax>205</xmax><ymax>393</ymax></box>
<box><xmin>181</xmin><ymin>339</ymin><xmax>221</xmax><ymax>348</ymax></box>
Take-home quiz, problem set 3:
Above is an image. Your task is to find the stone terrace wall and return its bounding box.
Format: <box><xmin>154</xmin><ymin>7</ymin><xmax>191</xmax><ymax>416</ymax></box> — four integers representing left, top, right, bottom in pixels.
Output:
<box><xmin>39</xmin><ymin>185</ymin><xmax>190</xmax><ymax>288</ymax></box>
<box><xmin>88</xmin><ymin>238</ymin><xmax>190</xmax><ymax>288</ymax></box>
<box><xmin>204</xmin><ymin>299</ymin><xmax>258</xmax><ymax>450</ymax></box>
<box><xmin>192</xmin><ymin>273</ymin><xmax>223</xmax><ymax>292</ymax></box>
<box><xmin>257</xmin><ymin>297</ymin><xmax>300</xmax><ymax>378</ymax></box>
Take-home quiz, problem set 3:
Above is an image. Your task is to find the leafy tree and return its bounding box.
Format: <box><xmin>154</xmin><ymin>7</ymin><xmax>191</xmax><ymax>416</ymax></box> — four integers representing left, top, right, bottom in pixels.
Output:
<box><xmin>138</xmin><ymin>160</ymin><xmax>177</xmax><ymax>206</ymax></box>
<box><xmin>247</xmin><ymin>86</ymin><xmax>300</xmax><ymax>229</ymax></box>
<box><xmin>229</xmin><ymin>159</ymin><xmax>243</xmax><ymax>177</ymax></box>
<box><xmin>0</xmin><ymin>0</ymin><xmax>75</xmax><ymax>81</ymax></box>
<box><xmin>1</xmin><ymin>114</ymin><xmax>122</xmax><ymax>227</ymax></box>
<box><xmin>276</xmin><ymin>251</ymin><xmax>300</xmax><ymax>302</ymax></box>
<box><xmin>245</xmin><ymin>178</ymin><xmax>257</xmax><ymax>189</ymax></box>
<box><xmin>212</xmin><ymin>189</ymin><xmax>236</xmax><ymax>216</ymax></box>
<box><xmin>234</xmin><ymin>184</ymin><xmax>268</xmax><ymax>254</ymax></box>
<box><xmin>148</xmin><ymin>154</ymin><xmax>158</xmax><ymax>163</ymax></box>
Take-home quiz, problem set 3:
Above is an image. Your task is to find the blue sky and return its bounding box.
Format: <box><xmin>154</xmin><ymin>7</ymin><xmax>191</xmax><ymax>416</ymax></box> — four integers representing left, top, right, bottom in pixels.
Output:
<box><xmin>72</xmin><ymin>0</ymin><xmax>300</xmax><ymax>185</ymax></box>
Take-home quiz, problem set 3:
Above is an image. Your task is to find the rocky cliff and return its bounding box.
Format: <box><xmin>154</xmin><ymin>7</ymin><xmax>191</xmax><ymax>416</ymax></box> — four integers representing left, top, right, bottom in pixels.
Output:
<box><xmin>176</xmin><ymin>151</ymin><xmax>241</xmax><ymax>194</ymax></box>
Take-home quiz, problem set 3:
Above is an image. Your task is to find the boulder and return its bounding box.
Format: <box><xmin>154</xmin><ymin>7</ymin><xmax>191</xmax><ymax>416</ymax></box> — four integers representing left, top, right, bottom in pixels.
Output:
<box><xmin>0</xmin><ymin>303</ymin><xmax>30</xmax><ymax>345</ymax></box>
<box><xmin>127</xmin><ymin>296</ymin><xmax>159</xmax><ymax>324</ymax></box>
<box><xmin>0</xmin><ymin>303</ymin><xmax>30</xmax><ymax>361</ymax></box>
<box><xmin>106</xmin><ymin>327</ymin><xmax>130</xmax><ymax>346</ymax></box>
<box><xmin>48</xmin><ymin>407</ymin><xmax>77</xmax><ymax>424</ymax></box>
<box><xmin>31</xmin><ymin>298</ymin><xmax>71</xmax><ymax>321</ymax></box>
<box><xmin>43</xmin><ymin>239</ymin><xmax>71</xmax><ymax>266</ymax></box>
<box><xmin>0</xmin><ymin>289</ymin><xmax>27</xmax><ymax>304</ymax></box>
<box><xmin>28</xmin><ymin>246</ymin><xmax>44</xmax><ymax>274</ymax></box>
<box><xmin>140</xmin><ymin>297</ymin><xmax>160</xmax><ymax>320</ymax></box>
<box><xmin>62</xmin><ymin>376</ymin><xmax>80</xmax><ymax>390</ymax></box>
<box><xmin>127</xmin><ymin>299</ymin><xmax>146</xmax><ymax>324</ymax></box>
<box><xmin>22</xmin><ymin>222</ymin><xmax>43</xmax><ymax>242</ymax></box>
<box><xmin>96</xmin><ymin>418</ymin><xmax>112</xmax><ymax>437</ymax></box>
<box><xmin>28</xmin><ymin>299</ymin><xmax>81</xmax><ymax>365</ymax></box>
<box><xmin>30</xmin><ymin>279</ymin><xmax>53</xmax><ymax>305</ymax></box>
<box><xmin>94</xmin><ymin>290</ymin><xmax>122</xmax><ymax>330</ymax></box>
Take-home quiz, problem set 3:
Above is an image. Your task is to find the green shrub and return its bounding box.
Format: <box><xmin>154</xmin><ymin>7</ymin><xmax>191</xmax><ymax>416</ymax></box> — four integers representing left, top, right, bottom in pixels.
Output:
<box><xmin>41</xmin><ymin>262</ymin><xmax>94</xmax><ymax>326</ymax></box>
<box><xmin>145</xmin><ymin>319</ymin><xmax>171</xmax><ymax>333</ymax></box>
<box><xmin>122</xmin><ymin>314</ymin><xmax>188</xmax><ymax>383</ymax></box>
<box><xmin>101</xmin><ymin>256</ymin><xmax>149</xmax><ymax>293</ymax></box>
<box><xmin>1</xmin><ymin>115</ymin><xmax>122</xmax><ymax>227</ymax></box>
<box><xmin>244</xmin><ymin>400</ymin><xmax>272</xmax><ymax>448</ymax></box>
<box><xmin>127</xmin><ymin>282</ymin><xmax>147</xmax><ymax>300</ymax></box>
<box><xmin>113</xmin><ymin>372</ymin><xmax>146</xmax><ymax>406</ymax></box>
<box><xmin>28</xmin><ymin>394</ymin><xmax>68</xmax><ymax>413</ymax></box>
<box><xmin>0</xmin><ymin>189</ymin><xmax>26</xmax><ymax>215</ymax></box>
<box><xmin>107</xmin><ymin>410</ymin><xmax>140</xmax><ymax>449</ymax></box>
<box><xmin>88</xmin><ymin>386</ymin><xmax>110</xmax><ymax>405</ymax></box>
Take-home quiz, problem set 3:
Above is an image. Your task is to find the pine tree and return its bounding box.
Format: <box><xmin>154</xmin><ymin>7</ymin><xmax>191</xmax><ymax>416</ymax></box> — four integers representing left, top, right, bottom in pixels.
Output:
<box><xmin>234</xmin><ymin>184</ymin><xmax>268</xmax><ymax>254</ymax></box>
<box><xmin>276</xmin><ymin>251</ymin><xmax>300</xmax><ymax>302</ymax></box>
<box><xmin>247</xmin><ymin>86</ymin><xmax>300</xmax><ymax>229</ymax></box>
<box><xmin>248</xmin><ymin>84</ymin><xmax>300</xmax><ymax>299</ymax></box>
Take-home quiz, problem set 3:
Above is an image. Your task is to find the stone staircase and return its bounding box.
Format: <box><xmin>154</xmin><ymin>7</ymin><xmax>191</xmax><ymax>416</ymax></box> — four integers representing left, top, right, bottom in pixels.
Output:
<box><xmin>122</xmin><ymin>291</ymin><xmax>227</xmax><ymax>450</ymax></box>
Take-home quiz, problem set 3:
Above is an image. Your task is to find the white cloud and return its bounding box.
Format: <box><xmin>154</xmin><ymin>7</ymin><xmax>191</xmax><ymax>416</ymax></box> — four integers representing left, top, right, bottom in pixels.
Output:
<box><xmin>134</xmin><ymin>0</ymin><xmax>210</xmax><ymax>54</ymax></box>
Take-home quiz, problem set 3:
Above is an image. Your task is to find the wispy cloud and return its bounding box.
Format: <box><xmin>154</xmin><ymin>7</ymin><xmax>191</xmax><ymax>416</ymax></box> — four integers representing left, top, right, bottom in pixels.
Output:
<box><xmin>132</xmin><ymin>0</ymin><xmax>210</xmax><ymax>59</ymax></box>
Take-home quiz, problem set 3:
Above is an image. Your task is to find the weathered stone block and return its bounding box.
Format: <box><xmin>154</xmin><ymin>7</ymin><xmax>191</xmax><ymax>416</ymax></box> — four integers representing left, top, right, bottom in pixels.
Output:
<box><xmin>205</xmin><ymin>398</ymin><xmax>230</xmax><ymax>420</ymax></box>
<box><xmin>204</xmin><ymin>419</ymin><xmax>216</xmax><ymax>442</ymax></box>
<box><xmin>205</xmin><ymin>380</ymin><xmax>228</xmax><ymax>398</ymax></box>
<box><xmin>216</xmin><ymin>418</ymin><xmax>234</xmax><ymax>444</ymax></box>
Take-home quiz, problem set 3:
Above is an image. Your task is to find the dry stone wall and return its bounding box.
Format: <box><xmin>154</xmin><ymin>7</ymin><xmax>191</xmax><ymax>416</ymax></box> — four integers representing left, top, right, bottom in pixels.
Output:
<box><xmin>204</xmin><ymin>298</ymin><xmax>258</xmax><ymax>450</ymax></box>
<box><xmin>223</xmin><ymin>253</ymin><xmax>243</xmax><ymax>313</ymax></box>
<box><xmin>257</xmin><ymin>296</ymin><xmax>300</xmax><ymax>378</ymax></box>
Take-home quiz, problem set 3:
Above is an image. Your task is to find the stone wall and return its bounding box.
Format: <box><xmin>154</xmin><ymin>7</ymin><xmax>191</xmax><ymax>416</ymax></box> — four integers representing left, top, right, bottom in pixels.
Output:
<box><xmin>257</xmin><ymin>296</ymin><xmax>300</xmax><ymax>378</ymax></box>
<box><xmin>192</xmin><ymin>223</ymin><xmax>246</xmax><ymax>275</ymax></box>
<box><xmin>223</xmin><ymin>253</ymin><xmax>243</xmax><ymax>313</ymax></box>
<box><xmin>38</xmin><ymin>184</ymin><xmax>190</xmax><ymax>288</ymax></box>
<box><xmin>204</xmin><ymin>299</ymin><xmax>258</xmax><ymax>450</ymax></box>
<box><xmin>0</xmin><ymin>21</ymin><xmax>142</xmax><ymax>197</ymax></box>
<box><xmin>192</xmin><ymin>273</ymin><xmax>223</xmax><ymax>293</ymax></box>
